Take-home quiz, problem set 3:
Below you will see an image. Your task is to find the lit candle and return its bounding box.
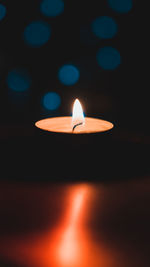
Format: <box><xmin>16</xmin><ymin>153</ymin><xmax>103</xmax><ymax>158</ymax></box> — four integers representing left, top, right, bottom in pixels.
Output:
<box><xmin>35</xmin><ymin>99</ymin><xmax>114</xmax><ymax>134</ymax></box>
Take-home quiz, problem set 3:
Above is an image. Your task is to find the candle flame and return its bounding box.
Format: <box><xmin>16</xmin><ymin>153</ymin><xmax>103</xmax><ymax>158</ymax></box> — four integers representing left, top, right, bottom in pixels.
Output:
<box><xmin>72</xmin><ymin>99</ymin><xmax>84</xmax><ymax>129</ymax></box>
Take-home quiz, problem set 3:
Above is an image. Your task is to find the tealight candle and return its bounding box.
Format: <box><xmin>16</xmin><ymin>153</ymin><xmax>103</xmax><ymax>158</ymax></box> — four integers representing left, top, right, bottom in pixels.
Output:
<box><xmin>35</xmin><ymin>99</ymin><xmax>114</xmax><ymax>134</ymax></box>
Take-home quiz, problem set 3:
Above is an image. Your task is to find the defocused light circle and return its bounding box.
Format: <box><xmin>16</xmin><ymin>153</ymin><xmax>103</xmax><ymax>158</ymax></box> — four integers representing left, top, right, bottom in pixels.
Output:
<box><xmin>23</xmin><ymin>21</ymin><xmax>51</xmax><ymax>47</ymax></box>
<box><xmin>7</xmin><ymin>69</ymin><xmax>31</xmax><ymax>92</ymax></box>
<box><xmin>0</xmin><ymin>4</ymin><xmax>6</xmax><ymax>21</ymax></box>
<box><xmin>58</xmin><ymin>64</ymin><xmax>80</xmax><ymax>86</ymax></box>
<box><xmin>108</xmin><ymin>0</ymin><xmax>133</xmax><ymax>13</ymax></box>
<box><xmin>91</xmin><ymin>16</ymin><xmax>117</xmax><ymax>39</ymax></box>
<box><xmin>40</xmin><ymin>0</ymin><xmax>64</xmax><ymax>17</ymax></box>
<box><xmin>42</xmin><ymin>92</ymin><xmax>61</xmax><ymax>110</ymax></box>
<box><xmin>97</xmin><ymin>47</ymin><xmax>121</xmax><ymax>70</ymax></box>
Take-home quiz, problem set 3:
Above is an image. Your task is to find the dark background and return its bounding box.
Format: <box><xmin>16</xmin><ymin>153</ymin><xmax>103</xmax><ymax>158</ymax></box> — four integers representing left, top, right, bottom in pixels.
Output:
<box><xmin>0</xmin><ymin>0</ymin><xmax>149</xmax><ymax>181</ymax></box>
<box><xmin>0</xmin><ymin>2</ymin><xmax>150</xmax><ymax>267</ymax></box>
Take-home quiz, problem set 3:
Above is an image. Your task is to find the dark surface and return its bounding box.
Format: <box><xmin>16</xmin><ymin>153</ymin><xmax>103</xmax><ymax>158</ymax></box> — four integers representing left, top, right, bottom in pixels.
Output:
<box><xmin>0</xmin><ymin>125</ymin><xmax>149</xmax><ymax>182</ymax></box>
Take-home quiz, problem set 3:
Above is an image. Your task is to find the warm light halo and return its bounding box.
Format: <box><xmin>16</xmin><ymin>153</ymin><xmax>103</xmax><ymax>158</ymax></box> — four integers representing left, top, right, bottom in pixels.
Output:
<box><xmin>72</xmin><ymin>99</ymin><xmax>85</xmax><ymax>129</ymax></box>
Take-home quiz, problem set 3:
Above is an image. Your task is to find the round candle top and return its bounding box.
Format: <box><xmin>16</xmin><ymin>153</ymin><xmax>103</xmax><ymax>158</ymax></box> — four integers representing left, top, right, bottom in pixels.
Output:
<box><xmin>35</xmin><ymin>99</ymin><xmax>114</xmax><ymax>134</ymax></box>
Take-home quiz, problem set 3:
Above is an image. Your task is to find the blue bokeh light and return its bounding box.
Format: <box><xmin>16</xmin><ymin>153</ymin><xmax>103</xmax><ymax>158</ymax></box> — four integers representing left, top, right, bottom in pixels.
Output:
<box><xmin>91</xmin><ymin>16</ymin><xmax>117</xmax><ymax>39</ymax></box>
<box><xmin>23</xmin><ymin>21</ymin><xmax>51</xmax><ymax>47</ymax></box>
<box><xmin>42</xmin><ymin>92</ymin><xmax>61</xmax><ymax>110</ymax></box>
<box><xmin>0</xmin><ymin>3</ymin><xmax>6</xmax><ymax>21</ymax></box>
<box><xmin>7</xmin><ymin>69</ymin><xmax>31</xmax><ymax>92</ymax></box>
<box><xmin>108</xmin><ymin>0</ymin><xmax>133</xmax><ymax>13</ymax></box>
<box><xmin>97</xmin><ymin>47</ymin><xmax>121</xmax><ymax>70</ymax></box>
<box><xmin>40</xmin><ymin>0</ymin><xmax>64</xmax><ymax>17</ymax></box>
<box><xmin>58</xmin><ymin>64</ymin><xmax>80</xmax><ymax>86</ymax></box>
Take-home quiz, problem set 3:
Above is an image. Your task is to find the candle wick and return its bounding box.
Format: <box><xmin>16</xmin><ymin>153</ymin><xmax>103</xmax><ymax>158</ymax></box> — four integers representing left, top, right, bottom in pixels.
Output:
<box><xmin>72</xmin><ymin>122</ymin><xmax>83</xmax><ymax>132</ymax></box>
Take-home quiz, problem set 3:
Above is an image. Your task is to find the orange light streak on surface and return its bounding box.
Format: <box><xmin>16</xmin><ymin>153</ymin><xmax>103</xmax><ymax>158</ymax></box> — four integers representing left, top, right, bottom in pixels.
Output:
<box><xmin>68</xmin><ymin>186</ymin><xmax>87</xmax><ymax>225</ymax></box>
<box><xmin>0</xmin><ymin>183</ymin><xmax>118</xmax><ymax>267</ymax></box>
<box><xmin>57</xmin><ymin>185</ymin><xmax>88</xmax><ymax>266</ymax></box>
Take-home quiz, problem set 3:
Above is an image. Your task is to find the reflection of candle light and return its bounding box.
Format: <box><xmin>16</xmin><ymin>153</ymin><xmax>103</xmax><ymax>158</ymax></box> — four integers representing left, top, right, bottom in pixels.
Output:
<box><xmin>58</xmin><ymin>186</ymin><xmax>88</xmax><ymax>266</ymax></box>
<box><xmin>0</xmin><ymin>184</ymin><xmax>118</xmax><ymax>267</ymax></box>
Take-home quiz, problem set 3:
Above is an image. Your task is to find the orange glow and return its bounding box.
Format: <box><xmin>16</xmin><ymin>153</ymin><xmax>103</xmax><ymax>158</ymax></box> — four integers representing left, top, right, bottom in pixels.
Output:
<box><xmin>0</xmin><ymin>183</ymin><xmax>118</xmax><ymax>267</ymax></box>
<box><xmin>69</xmin><ymin>186</ymin><xmax>87</xmax><ymax>225</ymax></box>
<box><xmin>58</xmin><ymin>227</ymin><xmax>79</xmax><ymax>266</ymax></box>
<box><xmin>72</xmin><ymin>99</ymin><xmax>85</xmax><ymax>129</ymax></box>
<box><xmin>57</xmin><ymin>186</ymin><xmax>88</xmax><ymax>266</ymax></box>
